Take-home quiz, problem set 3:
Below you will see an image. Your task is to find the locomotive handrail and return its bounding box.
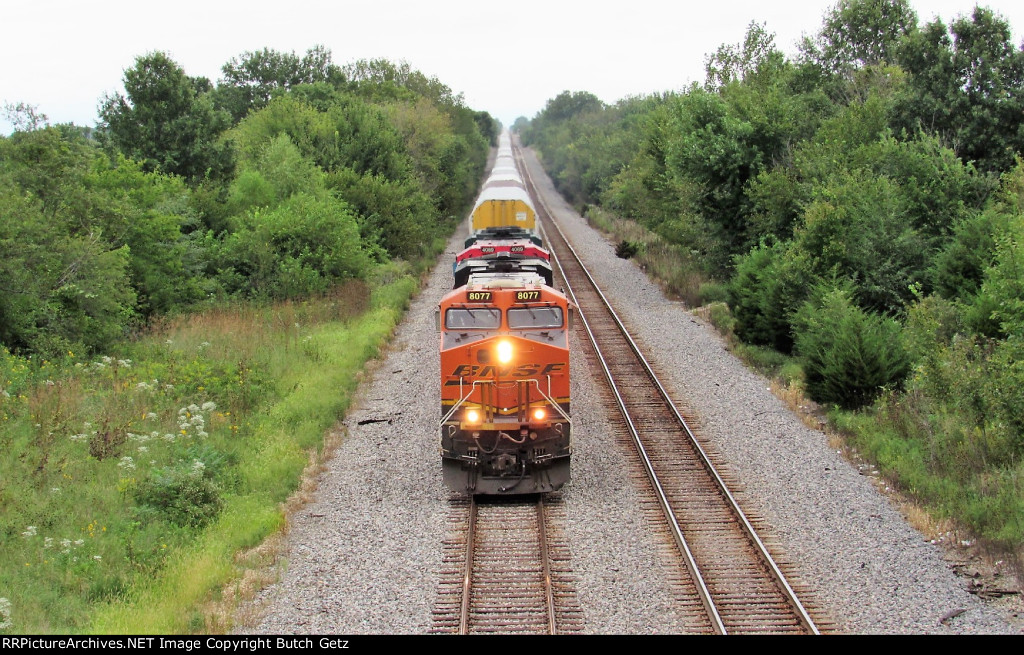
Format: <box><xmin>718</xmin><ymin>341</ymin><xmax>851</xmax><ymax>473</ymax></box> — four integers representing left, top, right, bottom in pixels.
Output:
<box><xmin>439</xmin><ymin>378</ymin><xmax>486</xmax><ymax>427</ymax></box>
<box><xmin>531</xmin><ymin>377</ymin><xmax>571</xmax><ymax>424</ymax></box>
<box><xmin>438</xmin><ymin>376</ymin><xmax>571</xmax><ymax>427</ymax></box>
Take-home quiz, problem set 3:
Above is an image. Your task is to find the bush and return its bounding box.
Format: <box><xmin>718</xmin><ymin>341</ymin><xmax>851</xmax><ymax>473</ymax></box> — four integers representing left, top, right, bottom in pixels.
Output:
<box><xmin>794</xmin><ymin>285</ymin><xmax>910</xmax><ymax>409</ymax></box>
<box><xmin>697</xmin><ymin>281</ymin><xmax>730</xmax><ymax>305</ymax></box>
<box><xmin>729</xmin><ymin>240</ymin><xmax>813</xmax><ymax>353</ymax></box>
<box><xmin>703</xmin><ymin>302</ymin><xmax>736</xmax><ymax>336</ymax></box>
<box><xmin>615</xmin><ymin>239</ymin><xmax>641</xmax><ymax>259</ymax></box>
<box><xmin>134</xmin><ymin>462</ymin><xmax>223</xmax><ymax>528</ymax></box>
<box><xmin>218</xmin><ymin>193</ymin><xmax>371</xmax><ymax>299</ymax></box>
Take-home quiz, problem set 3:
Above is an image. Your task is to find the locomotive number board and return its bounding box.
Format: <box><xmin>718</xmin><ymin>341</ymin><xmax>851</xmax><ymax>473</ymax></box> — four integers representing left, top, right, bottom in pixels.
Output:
<box><xmin>515</xmin><ymin>291</ymin><xmax>541</xmax><ymax>302</ymax></box>
<box><xmin>466</xmin><ymin>291</ymin><xmax>493</xmax><ymax>302</ymax></box>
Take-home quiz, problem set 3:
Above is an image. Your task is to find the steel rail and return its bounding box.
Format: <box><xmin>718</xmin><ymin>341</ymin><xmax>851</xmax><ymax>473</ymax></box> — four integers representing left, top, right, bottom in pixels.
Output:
<box><xmin>537</xmin><ymin>497</ymin><xmax>558</xmax><ymax>635</ymax></box>
<box><xmin>517</xmin><ymin>140</ymin><xmax>819</xmax><ymax>635</ymax></box>
<box><xmin>458</xmin><ymin>497</ymin><xmax>478</xmax><ymax>635</ymax></box>
<box><xmin>456</xmin><ymin>496</ymin><xmax>560</xmax><ymax>634</ymax></box>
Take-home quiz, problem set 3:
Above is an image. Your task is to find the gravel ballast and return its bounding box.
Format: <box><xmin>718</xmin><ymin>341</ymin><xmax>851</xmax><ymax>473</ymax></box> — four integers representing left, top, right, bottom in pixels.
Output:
<box><xmin>239</xmin><ymin>148</ymin><xmax>1021</xmax><ymax>635</ymax></box>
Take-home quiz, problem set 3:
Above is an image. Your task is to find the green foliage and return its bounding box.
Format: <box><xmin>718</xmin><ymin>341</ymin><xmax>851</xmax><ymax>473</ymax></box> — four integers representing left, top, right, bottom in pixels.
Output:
<box><xmin>799</xmin><ymin>0</ymin><xmax>918</xmax><ymax>86</ymax></box>
<box><xmin>99</xmin><ymin>52</ymin><xmax>234</xmax><ymax>183</ymax></box>
<box><xmin>930</xmin><ymin>207</ymin><xmax>1008</xmax><ymax>301</ymax></box>
<box><xmin>893</xmin><ymin>7</ymin><xmax>1024</xmax><ymax>173</ymax></box>
<box><xmin>795</xmin><ymin>170</ymin><xmax>929</xmax><ymax>314</ymax></box>
<box><xmin>704</xmin><ymin>302</ymin><xmax>737</xmax><ymax>336</ymax></box>
<box><xmin>0</xmin><ymin>141</ymin><xmax>138</xmax><ymax>354</ymax></box>
<box><xmin>729</xmin><ymin>240</ymin><xmax>813</xmax><ymax>352</ymax></box>
<box><xmin>519</xmin><ymin>0</ymin><xmax>1024</xmax><ymax>557</ymax></box>
<box><xmin>974</xmin><ymin>213</ymin><xmax>1024</xmax><ymax>339</ymax></box>
<box><xmin>343</xmin><ymin>58</ymin><xmax>464</xmax><ymax>108</ymax></box>
<box><xmin>665</xmin><ymin>89</ymin><xmax>760</xmax><ymax>253</ymax></box>
<box><xmin>0</xmin><ymin>267</ymin><xmax>422</xmax><ymax>632</ymax></box>
<box><xmin>697</xmin><ymin>282</ymin><xmax>730</xmax><ymax>306</ymax></box>
<box><xmin>218</xmin><ymin>194</ymin><xmax>371</xmax><ymax>299</ymax></box>
<box><xmin>793</xmin><ymin>284</ymin><xmax>910</xmax><ymax>409</ymax></box>
<box><xmin>327</xmin><ymin>168</ymin><xmax>432</xmax><ymax>261</ymax></box>
<box><xmin>84</xmin><ymin>156</ymin><xmax>207</xmax><ymax>316</ymax></box>
<box><xmin>214</xmin><ymin>45</ymin><xmax>344</xmax><ymax>122</ymax></box>
<box><xmin>615</xmin><ymin>240</ymin><xmax>641</xmax><ymax>259</ymax></box>
<box><xmin>705</xmin><ymin>21</ymin><xmax>784</xmax><ymax>90</ymax></box>
<box><xmin>134</xmin><ymin>462</ymin><xmax>223</xmax><ymax>528</ymax></box>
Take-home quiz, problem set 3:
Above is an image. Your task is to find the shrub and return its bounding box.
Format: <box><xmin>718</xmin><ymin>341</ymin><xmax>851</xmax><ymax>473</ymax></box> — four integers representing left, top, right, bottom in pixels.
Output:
<box><xmin>794</xmin><ymin>285</ymin><xmax>910</xmax><ymax>409</ymax></box>
<box><xmin>218</xmin><ymin>193</ymin><xmax>371</xmax><ymax>299</ymax></box>
<box><xmin>703</xmin><ymin>302</ymin><xmax>736</xmax><ymax>336</ymax></box>
<box><xmin>615</xmin><ymin>239</ymin><xmax>641</xmax><ymax>259</ymax></box>
<box><xmin>697</xmin><ymin>281</ymin><xmax>730</xmax><ymax>305</ymax></box>
<box><xmin>729</xmin><ymin>240</ymin><xmax>813</xmax><ymax>353</ymax></box>
<box><xmin>134</xmin><ymin>462</ymin><xmax>223</xmax><ymax>528</ymax></box>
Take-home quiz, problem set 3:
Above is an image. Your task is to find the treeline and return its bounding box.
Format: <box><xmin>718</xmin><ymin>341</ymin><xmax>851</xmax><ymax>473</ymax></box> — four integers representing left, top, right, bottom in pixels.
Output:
<box><xmin>520</xmin><ymin>2</ymin><xmax>1024</xmax><ymax>546</ymax></box>
<box><xmin>1</xmin><ymin>49</ymin><xmax>497</xmax><ymax>357</ymax></box>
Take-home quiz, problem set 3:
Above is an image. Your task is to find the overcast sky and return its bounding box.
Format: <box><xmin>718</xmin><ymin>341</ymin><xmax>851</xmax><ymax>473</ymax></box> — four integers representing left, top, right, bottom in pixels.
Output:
<box><xmin>3</xmin><ymin>1</ymin><xmax>1024</xmax><ymax>134</ymax></box>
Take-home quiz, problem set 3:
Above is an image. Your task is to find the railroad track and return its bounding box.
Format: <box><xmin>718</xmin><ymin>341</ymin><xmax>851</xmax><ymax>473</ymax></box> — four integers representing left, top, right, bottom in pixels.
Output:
<box><xmin>516</xmin><ymin>142</ymin><xmax>822</xmax><ymax>635</ymax></box>
<box><xmin>431</xmin><ymin>496</ymin><xmax>584</xmax><ymax>634</ymax></box>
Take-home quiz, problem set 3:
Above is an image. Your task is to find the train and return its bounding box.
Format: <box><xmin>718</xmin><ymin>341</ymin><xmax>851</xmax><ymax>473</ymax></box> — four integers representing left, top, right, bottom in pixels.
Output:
<box><xmin>438</xmin><ymin>131</ymin><xmax>572</xmax><ymax>495</ymax></box>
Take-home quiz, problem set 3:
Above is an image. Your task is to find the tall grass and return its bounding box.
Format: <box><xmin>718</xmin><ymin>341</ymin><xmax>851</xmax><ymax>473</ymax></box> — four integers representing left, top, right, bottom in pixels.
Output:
<box><xmin>0</xmin><ymin>269</ymin><xmax>420</xmax><ymax>634</ymax></box>
<box><xmin>833</xmin><ymin>393</ymin><xmax>1024</xmax><ymax>553</ymax></box>
<box><xmin>584</xmin><ymin>206</ymin><xmax>710</xmax><ymax>307</ymax></box>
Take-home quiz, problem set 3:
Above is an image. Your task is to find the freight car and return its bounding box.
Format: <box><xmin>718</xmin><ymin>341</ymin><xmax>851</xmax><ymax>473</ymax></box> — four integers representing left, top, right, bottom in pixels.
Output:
<box><xmin>453</xmin><ymin>239</ymin><xmax>552</xmax><ymax>288</ymax></box>
<box><xmin>467</xmin><ymin>134</ymin><xmax>538</xmax><ymax>238</ymax></box>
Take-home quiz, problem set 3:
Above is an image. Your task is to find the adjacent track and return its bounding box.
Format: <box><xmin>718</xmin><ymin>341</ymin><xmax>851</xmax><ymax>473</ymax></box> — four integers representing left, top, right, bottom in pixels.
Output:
<box><xmin>517</xmin><ymin>142</ymin><xmax>821</xmax><ymax>635</ymax></box>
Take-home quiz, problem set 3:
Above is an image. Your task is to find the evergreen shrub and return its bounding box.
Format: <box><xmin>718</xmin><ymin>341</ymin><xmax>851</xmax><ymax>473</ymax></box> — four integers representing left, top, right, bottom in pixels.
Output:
<box><xmin>794</xmin><ymin>285</ymin><xmax>910</xmax><ymax>409</ymax></box>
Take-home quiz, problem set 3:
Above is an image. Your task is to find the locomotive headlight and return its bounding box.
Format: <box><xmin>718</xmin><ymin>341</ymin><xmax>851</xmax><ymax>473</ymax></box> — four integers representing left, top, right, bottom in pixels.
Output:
<box><xmin>497</xmin><ymin>340</ymin><xmax>513</xmax><ymax>364</ymax></box>
<box><xmin>466</xmin><ymin>409</ymin><xmax>480</xmax><ymax>424</ymax></box>
<box><xmin>533</xmin><ymin>408</ymin><xmax>546</xmax><ymax>421</ymax></box>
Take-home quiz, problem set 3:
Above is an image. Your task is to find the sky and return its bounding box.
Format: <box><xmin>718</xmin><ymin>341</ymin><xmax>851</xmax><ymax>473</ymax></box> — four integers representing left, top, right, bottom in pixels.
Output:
<box><xmin>2</xmin><ymin>0</ymin><xmax>1024</xmax><ymax>134</ymax></box>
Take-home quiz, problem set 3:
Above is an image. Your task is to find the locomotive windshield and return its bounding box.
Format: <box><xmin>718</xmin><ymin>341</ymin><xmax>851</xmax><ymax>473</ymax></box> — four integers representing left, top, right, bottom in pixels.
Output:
<box><xmin>508</xmin><ymin>307</ymin><xmax>564</xmax><ymax>329</ymax></box>
<box><xmin>445</xmin><ymin>307</ymin><xmax>501</xmax><ymax>329</ymax></box>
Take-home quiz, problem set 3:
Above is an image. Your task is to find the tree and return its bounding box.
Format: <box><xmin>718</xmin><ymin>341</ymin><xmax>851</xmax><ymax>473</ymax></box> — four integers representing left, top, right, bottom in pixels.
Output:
<box><xmin>343</xmin><ymin>59</ymin><xmax>462</xmax><ymax>108</ymax></box>
<box><xmin>215</xmin><ymin>46</ymin><xmax>344</xmax><ymax>122</ymax></box>
<box><xmin>793</xmin><ymin>283</ymin><xmax>910</xmax><ymax>409</ymax></box>
<box><xmin>705</xmin><ymin>22</ymin><xmax>784</xmax><ymax>90</ymax></box>
<box><xmin>100</xmin><ymin>52</ymin><xmax>234</xmax><ymax>183</ymax></box>
<box><xmin>894</xmin><ymin>7</ymin><xmax>1024</xmax><ymax>173</ymax></box>
<box><xmin>799</xmin><ymin>0</ymin><xmax>917</xmax><ymax>90</ymax></box>
<box><xmin>0</xmin><ymin>129</ymin><xmax>138</xmax><ymax>354</ymax></box>
<box><xmin>217</xmin><ymin>194</ymin><xmax>371</xmax><ymax>299</ymax></box>
<box><xmin>2</xmin><ymin>102</ymin><xmax>48</xmax><ymax>131</ymax></box>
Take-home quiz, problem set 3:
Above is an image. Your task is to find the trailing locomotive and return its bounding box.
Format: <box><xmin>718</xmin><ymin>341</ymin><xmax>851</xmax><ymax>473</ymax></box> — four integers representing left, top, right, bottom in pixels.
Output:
<box><xmin>438</xmin><ymin>130</ymin><xmax>571</xmax><ymax>494</ymax></box>
<box><xmin>452</xmin><ymin>239</ymin><xmax>552</xmax><ymax>288</ymax></box>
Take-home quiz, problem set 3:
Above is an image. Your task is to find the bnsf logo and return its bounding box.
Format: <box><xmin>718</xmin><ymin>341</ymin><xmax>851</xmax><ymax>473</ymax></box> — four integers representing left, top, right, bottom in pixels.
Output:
<box><xmin>445</xmin><ymin>362</ymin><xmax>566</xmax><ymax>384</ymax></box>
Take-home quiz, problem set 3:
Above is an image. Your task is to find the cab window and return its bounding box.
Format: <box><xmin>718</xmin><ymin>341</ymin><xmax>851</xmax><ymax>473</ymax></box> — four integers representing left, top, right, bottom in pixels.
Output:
<box><xmin>445</xmin><ymin>307</ymin><xmax>501</xmax><ymax>329</ymax></box>
<box><xmin>508</xmin><ymin>307</ymin><xmax>564</xmax><ymax>329</ymax></box>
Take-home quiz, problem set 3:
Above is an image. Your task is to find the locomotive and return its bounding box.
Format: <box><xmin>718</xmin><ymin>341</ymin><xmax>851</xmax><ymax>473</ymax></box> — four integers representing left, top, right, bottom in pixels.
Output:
<box><xmin>438</xmin><ymin>131</ymin><xmax>572</xmax><ymax>495</ymax></box>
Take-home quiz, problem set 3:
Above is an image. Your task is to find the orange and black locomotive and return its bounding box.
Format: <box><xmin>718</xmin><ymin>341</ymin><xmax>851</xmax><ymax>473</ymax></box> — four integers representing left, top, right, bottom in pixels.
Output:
<box><xmin>439</xmin><ymin>279</ymin><xmax>571</xmax><ymax>494</ymax></box>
